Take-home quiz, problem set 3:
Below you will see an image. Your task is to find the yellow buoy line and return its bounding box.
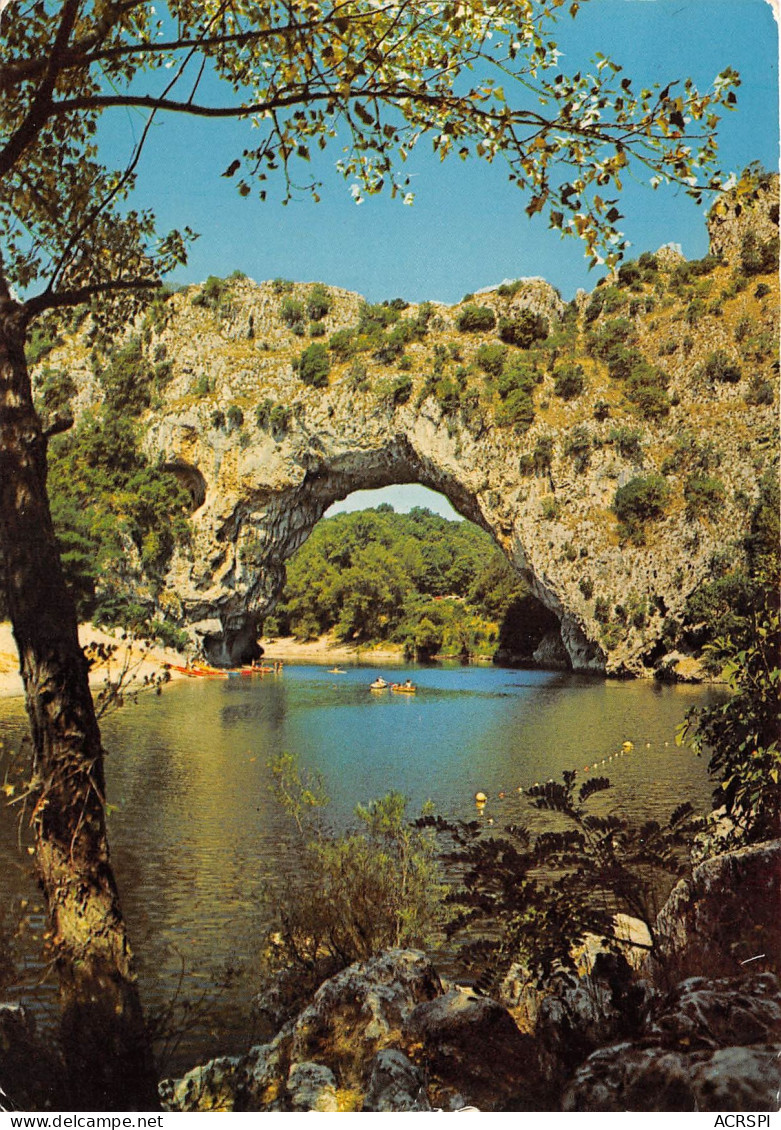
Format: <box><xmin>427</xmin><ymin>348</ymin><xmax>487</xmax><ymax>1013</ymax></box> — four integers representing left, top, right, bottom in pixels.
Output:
<box><xmin>474</xmin><ymin>740</ymin><xmax>636</xmax><ymax>809</ymax></box>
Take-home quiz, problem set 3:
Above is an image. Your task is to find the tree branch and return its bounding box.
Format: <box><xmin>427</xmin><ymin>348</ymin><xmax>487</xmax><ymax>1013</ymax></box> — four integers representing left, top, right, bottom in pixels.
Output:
<box><xmin>0</xmin><ymin>0</ymin><xmax>83</xmax><ymax>181</ymax></box>
<box><xmin>0</xmin><ymin>0</ymin><xmax>404</xmax><ymax>92</ymax></box>
<box><xmin>23</xmin><ymin>277</ymin><xmax>160</xmax><ymax>321</ymax></box>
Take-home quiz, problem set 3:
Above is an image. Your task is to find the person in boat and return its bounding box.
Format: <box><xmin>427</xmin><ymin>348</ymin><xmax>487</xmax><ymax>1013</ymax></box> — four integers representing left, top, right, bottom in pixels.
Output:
<box><xmin>403</xmin><ymin>678</ymin><xmax>414</xmax><ymax>689</ymax></box>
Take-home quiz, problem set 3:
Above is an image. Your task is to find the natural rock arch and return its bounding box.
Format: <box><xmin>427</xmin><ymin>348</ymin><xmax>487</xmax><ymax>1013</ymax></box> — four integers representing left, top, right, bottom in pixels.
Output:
<box><xmin>110</xmin><ymin>180</ymin><xmax>777</xmax><ymax>673</ymax></box>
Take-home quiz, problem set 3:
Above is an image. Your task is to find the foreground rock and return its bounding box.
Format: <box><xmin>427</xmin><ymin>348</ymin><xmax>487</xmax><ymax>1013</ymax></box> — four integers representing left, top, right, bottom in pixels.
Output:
<box><xmin>161</xmin><ymin>843</ymin><xmax>781</xmax><ymax>1112</ymax></box>
<box><xmin>160</xmin><ymin>949</ymin><xmax>542</xmax><ymax>1111</ymax></box>
<box><xmin>563</xmin><ymin>973</ymin><xmax>781</xmax><ymax>1111</ymax></box>
<box><xmin>402</xmin><ymin>988</ymin><xmax>547</xmax><ymax>1110</ymax></box>
<box><xmin>648</xmin><ymin>838</ymin><xmax>781</xmax><ymax>982</ymax></box>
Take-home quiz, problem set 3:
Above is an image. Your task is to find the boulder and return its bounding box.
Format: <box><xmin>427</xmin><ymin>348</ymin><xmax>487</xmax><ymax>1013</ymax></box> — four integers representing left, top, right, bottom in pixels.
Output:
<box><xmin>159</xmin><ymin>1054</ymin><xmax>242</xmax><ymax>1112</ymax></box>
<box><xmin>364</xmin><ymin>1049</ymin><xmax>431</xmax><ymax>1111</ymax></box>
<box><xmin>289</xmin><ymin>949</ymin><xmax>443</xmax><ymax>1090</ymax></box>
<box><xmin>402</xmin><ymin>988</ymin><xmax>545</xmax><ymax>1111</ymax></box>
<box><xmin>562</xmin><ymin>973</ymin><xmax>781</xmax><ymax>1112</ymax></box>
<box><xmin>163</xmin><ymin>949</ymin><xmax>444</xmax><ymax>1111</ymax></box>
<box><xmin>563</xmin><ymin>1043</ymin><xmax>781</xmax><ymax>1112</ymax></box>
<box><xmin>647</xmin><ymin>973</ymin><xmax>781</xmax><ymax>1050</ymax></box>
<box><xmin>287</xmin><ymin>1062</ymin><xmax>338</xmax><ymax>1112</ymax></box>
<box><xmin>534</xmin><ymin>955</ymin><xmax>652</xmax><ymax>1091</ymax></box>
<box><xmin>648</xmin><ymin>839</ymin><xmax>781</xmax><ymax>983</ymax></box>
<box><xmin>160</xmin><ymin>1028</ymin><xmax>292</xmax><ymax>1111</ymax></box>
<box><xmin>563</xmin><ymin>1044</ymin><xmax>699</xmax><ymax>1111</ymax></box>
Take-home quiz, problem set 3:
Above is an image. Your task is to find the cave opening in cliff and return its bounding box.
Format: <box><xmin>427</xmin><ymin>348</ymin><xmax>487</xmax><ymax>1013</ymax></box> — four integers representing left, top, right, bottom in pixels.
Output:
<box><xmin>257</xmin><ymin>483</ymin><xmax>562</xmax><ymax>667</ymax></box>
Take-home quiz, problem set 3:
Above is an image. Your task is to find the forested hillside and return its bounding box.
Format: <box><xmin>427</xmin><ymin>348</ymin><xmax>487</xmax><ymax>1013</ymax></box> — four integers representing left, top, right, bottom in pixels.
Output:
<box><xmin>264</xmin><ymin>506</ymin><xmax>557</xmax><ymax>660</ymax></box>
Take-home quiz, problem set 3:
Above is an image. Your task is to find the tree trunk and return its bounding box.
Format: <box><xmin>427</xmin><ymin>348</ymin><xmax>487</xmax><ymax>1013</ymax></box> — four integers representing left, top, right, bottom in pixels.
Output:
<box><xmin>0</xmin><ymin>292</ymin><xmax>159</xmax><ymax>1110</ymax></box>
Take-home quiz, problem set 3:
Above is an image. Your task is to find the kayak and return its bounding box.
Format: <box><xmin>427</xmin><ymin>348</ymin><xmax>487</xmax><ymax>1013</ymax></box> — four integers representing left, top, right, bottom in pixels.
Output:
<box><xmin>170</xmin><ymin>664</ymin><xmax>229</xmax><ymax>679</ymax></box>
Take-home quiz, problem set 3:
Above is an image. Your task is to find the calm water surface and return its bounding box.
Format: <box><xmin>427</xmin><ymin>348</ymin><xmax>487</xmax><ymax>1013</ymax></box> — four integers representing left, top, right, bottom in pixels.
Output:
<box><xmin>0</xmin><ymin>663</ymin><xmax>722</xmax><ymax>1073</ymax></box>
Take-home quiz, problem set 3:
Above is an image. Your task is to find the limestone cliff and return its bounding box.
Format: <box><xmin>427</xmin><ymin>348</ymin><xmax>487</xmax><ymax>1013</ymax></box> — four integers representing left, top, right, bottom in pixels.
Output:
<box><xmin>38</xmin><ymin>177</ymin><xmax>779</xmax><ymax>672</ymax></box>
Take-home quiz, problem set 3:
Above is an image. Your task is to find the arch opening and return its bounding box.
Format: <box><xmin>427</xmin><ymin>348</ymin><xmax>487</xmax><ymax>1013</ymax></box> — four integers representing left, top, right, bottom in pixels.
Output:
<box><xmin>209</xmin><ymin>470</ymin><xmax>568</xmax><ymax>668</ymax></box>
<box><xmin>169</xmin><ymin>423</ymin><xmax>604</xmax><ymax>674</ymax></box>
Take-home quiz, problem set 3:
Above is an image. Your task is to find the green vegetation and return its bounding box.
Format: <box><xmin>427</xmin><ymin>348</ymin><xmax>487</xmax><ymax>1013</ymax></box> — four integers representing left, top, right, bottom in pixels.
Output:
<box><xmin>268</xmin><ymin>506</ymin><xmax>536</xmax><ymax>660</ymax></box>
<box><xmin>608</xmin><ymin>426</ymin><xmax>643</xmax><ymax>460</ymax></box>
<box><xmin>740</xmin><ymin>230</ymin><xmax>779</xmax><ymax>277</ymax></box>
<box><xmin>97</xmin><ymin>336</ymin><xmax>174</xmax><ymax>416</ymax></box>
<box><xmin>683</xmin><ymin>474</ymin><xmax>726</xmax><ymax>519</ymax></box>
<box><xmin>191</xmin><ymin>275</ymin><xmax>232</xmax><ymax>314</ymax></box>
<box><xmin>258</xmin><ymin>754</ymin><xmax>446</xmax><ymax>1023</ymax></box>
<box><xmin>475</xmin><ymin>341</ymin><xmax>507</xmax><ymax>377</ymax></box>
<box><xmin>280</xmin><ymin>296</ymin><xmax>306</xmax><ymax>331</ymax></box>
<box><xmin>456</xmin><ymin>304</ymin><xmax>496</xmax><ymax>333</ymax></box>
<box><xmin>702</xmin><ymin>350</ymin><xmax>742</xmax><ymax>384</ymax></box>
<box><xmin>438</xmin><ymin>772</ymin><xmax>701</xmax><ymax>990</ymax></box>
<box><xmin>306</xmin><ymin>283</ymin><xmax>333</xmax><ymax>321</ymax></box>
<box><xmin>563</xmin><ymin>424</ymin><xmax>593</xmax><ymax>472</ymax></box>
<box><xmin>36</xmin><ymin>367</ymin><xmax>77</xmax><ymax>415</ymax></box>
<box><xmin>678</xmin><ymin>471</ymin><xmax>780</xmax><ymax>846</ymax></box>
<box><xmin>25</xmin><ymin>317</ymin><xmax>64</xmax><ymax>366</ymax></box>
<box><xmin>497</xmin><ymin>310</ymin><xmax>548</xmax><ymax>347</ymax></box>
<box><xmin>553</xmin><ymin>362</ymin><xmax>585</xmax><ymax>400</ymax></box>
<box><xmin>298</xmin><ymin>342</ymin><xmax>331</xmax><ymax>387</ymax></box>
<box><xmin>326</xmin><ymin>301</ymin><xmax>430</xmax><ymax>366</ymax></box>
<box><xmin>46</xmin><ymin>410</ymin><xmax>191</xmax><ymax>634</ymax></box>
<box><xmin>613</xmin><ymin>473</ymin><xmax>670</xmax><ymax>543</ymax></box>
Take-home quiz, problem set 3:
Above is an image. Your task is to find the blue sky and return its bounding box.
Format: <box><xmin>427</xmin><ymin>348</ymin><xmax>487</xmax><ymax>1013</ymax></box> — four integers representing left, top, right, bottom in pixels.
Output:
<box><xmin>110</xmin><ymin>0</ymin><xmax>778</xmax><ymax>519</ymax></box>
<box><xmin>116</xmin><ymin>0</ymin><xmax>779</xmax><ymax>307</ymax></box>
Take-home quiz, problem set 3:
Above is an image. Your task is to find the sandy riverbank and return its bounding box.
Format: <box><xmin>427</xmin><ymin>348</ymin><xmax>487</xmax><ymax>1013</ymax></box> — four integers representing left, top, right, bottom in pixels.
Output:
<box><xmin>258</xmin><ymin>633</ymin><xmax>406</xmax><ymax>665</ymax></box>
<box><xmin>0</xmin><ymin>621</ymin><xmax>190</xmax><ymax>701</ymax></box>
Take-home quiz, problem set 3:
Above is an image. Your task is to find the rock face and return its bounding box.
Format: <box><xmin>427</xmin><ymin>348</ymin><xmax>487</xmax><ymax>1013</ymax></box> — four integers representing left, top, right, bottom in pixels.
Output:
<box><xmin>402</xmin><ymin>988</ymin><xmax>545</xmax><ymax>1110</ymax></box>
<box><xmin>41</xmin><ymin>179</ymin><xmax>778</xmax><ymax>672</ymax></box>
<box><xmin>287</xmin><ymin>948</ymin><xmax>442</xmax><ymax>1089</ymax></box>
<box><xmin>563</xmin><ymin>973</ymin><xmax>781</xmax><ymax>1112</ymax></box>
<box><xmin>160</xmin><ymin>949</ymin><xmax>543</xmax><ymax>1112</ymax></box>
<box><xmin>363</xmin><ymin>1048</ymin><xmax>431</xmax><ymax>1112</ymax></box>
<box><xmin>648</xmin><ymin>839</ymin><xmax>781</xmax><ymax>983</ymax></box>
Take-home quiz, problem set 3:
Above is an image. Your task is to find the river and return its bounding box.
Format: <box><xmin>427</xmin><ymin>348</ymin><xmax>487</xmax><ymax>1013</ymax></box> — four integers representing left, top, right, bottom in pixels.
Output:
<box><xmin>0</xmin><ymin>662</ymin><xmax>723</xmax><ymax>1076</ymax></box>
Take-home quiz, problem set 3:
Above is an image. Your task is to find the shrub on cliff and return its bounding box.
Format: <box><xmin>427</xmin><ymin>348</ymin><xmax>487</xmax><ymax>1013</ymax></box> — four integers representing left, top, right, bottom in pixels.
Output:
<box><xmin>684</xmin><ymin>474</ymin><xmax>726</xmax><ymax>519</ymax></box>
<box><xmin>298</xmin><ymin>342</ymin><xmax>331</xmax><ymax>387</ymax></box>
<box><xmin>624</xmin><ymin>359</ymin><xmax>671</xmax><ymax>419</ymax></box>
<box><xmin>613</xmin><ymin>473</ymin><xmax>670</xmax><ymax>543</ymax></box>
<box><xmin>553</xmin><ymin>362</ymin><xmax>585</xmax><ymax>400</ymax></box>
<box><xmin>280</xmin><ymin>296</ymin><xmax>306</xmax><ymax>330</ymax></box>
<box><xmin>498</xmin><ymin>310</ymin><xmax>548</xmax><ymax>348</ymax></box>
<box><xmin>306</xmin><ymin>282</ymin><xmax>333</xmax><ymax>321</ymax></box>
<box><xmin>475</xmin><ymin>341</ymin><xmax>507</xmax><ymax>377</ymax></box>
<box><xmin>456</xmin><ymin>304</ymin><xmax>496</xmax><ymax>332</ymax></box>
<box><xmin>495</xmin><ymin>388</ymin><xmax>535</xmax><ymax>429</ymax></box>
<box><xmin>702</xmin><ymin>350</ymin><xmax>742</xmax><ymax>384</ymax></box>
<box><xmin>740</xmin><ymin>230</ymin><xmax>779</xmax><ymax>276</ymax></box>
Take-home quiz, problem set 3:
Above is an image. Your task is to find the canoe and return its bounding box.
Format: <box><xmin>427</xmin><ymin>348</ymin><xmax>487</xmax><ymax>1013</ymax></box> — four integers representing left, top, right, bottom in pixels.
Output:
<box><xmin>369</xmin><ymin>679</ymin><xmax>389</xmax><ymax>691</ymax></box>
<box><xmin>171</xmin><ymin>664</ymin><xmax>229</xmax><ymax>679</ymax></box>
<box><xmin>391</xmin><ymin>684</ymin><xmax>416</xmax><ymax>695</ymax></box>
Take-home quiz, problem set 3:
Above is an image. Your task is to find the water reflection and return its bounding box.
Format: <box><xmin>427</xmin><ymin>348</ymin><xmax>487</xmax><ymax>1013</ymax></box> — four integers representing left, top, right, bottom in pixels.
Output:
<box><xmin>0</xmin><ymin>665</ymin><xmax>723</xmax><ymax>1073</ymax></box>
